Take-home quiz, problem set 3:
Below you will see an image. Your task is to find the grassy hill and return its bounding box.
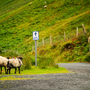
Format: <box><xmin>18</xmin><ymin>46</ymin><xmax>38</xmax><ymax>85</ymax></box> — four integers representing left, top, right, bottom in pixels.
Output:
<box><xmin>0</xmin><ymin>0</ymin><xmax>90</xmax><ymax>65</ymax></box>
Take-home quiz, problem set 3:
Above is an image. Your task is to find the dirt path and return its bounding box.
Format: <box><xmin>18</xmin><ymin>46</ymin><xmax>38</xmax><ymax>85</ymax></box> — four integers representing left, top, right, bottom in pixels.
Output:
<box><xmin>0</xmin><ymin>63</ymin><xmax>90</xmax><ymax>90</ymax></box>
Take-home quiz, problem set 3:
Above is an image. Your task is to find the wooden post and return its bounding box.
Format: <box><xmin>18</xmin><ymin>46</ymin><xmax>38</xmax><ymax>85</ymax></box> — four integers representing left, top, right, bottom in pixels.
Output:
<box><xmin>32</xmin><ymin>46</ymin><xmax>34</xmax><ymax>51</ymax></box>
<box><xmin>42</xmin><ymin>38</ymin><xmax>44</xmax><ymax>46</ymax></box>
<box><xmin>82</xmin><ymin>24</ymin><xmax>86</xmax><ymax>35</ymax></box>
<box><xmin>88</xmin><ymin>37</ymin><xmax>90</xmax><ymax>52</ymax></box>
<box><xmin>64</xmin><ymin>32</ymin><xmax>66</xmax><ymax>41</ymax></box>
<box><xmin>76</xmin><ymin>27</ymin><xmax>78</xmax><ymax>37</ymax></box>
<box><xmin>50</xmin><ymin>35</ymin><xmax>52</xmax><ymax>46</ymax></box>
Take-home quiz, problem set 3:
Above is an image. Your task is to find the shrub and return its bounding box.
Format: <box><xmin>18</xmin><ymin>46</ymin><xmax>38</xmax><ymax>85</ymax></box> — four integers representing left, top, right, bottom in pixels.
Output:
<box><xmin>21</xmin><ymin>55</ymin><xmax>32</xmax><ymax>70</ymax></box>
<box><xmin>38</xmin><ymin>56</ymin><xmax>56</xmax><ymax>69</ymax></box>
<box><xmin>3</xmin><ymin>50</ymin><xmax>19</xmax><ymax>57</ymax></box>
<box><xmin>30</xmin><ymin>56</ymin><xmax>36</xmax><ymax>65</ymax></box>
<box><xmin>84</xmin><ymin>52</ymin><xmax>90</xmax><ymax>62</ymax></box>
<box><xmin>84</xmin><ymin>44</ymin><xmax>89</xmax><ymax>53</ymax></box>
<box><xmin>76</xmin><ymin>35</ymin><xmax>88</xmax><ymax>46</ymax></box>
<box><xmin>61</xmin><ymin>43</ymin><xmax>75</xmax><ymax>53</ymax></box>
<box><xmin>51</xmin><ymin>44</ymin><xmax>57</xmax><ymax>49</ymax></box>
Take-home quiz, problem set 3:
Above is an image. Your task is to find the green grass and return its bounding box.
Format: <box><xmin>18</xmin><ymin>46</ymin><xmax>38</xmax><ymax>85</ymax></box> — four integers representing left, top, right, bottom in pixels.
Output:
<box><xmin>0</xmin><ymin>66</ymin><xmax>69</xmax><ymax>75</ymax></box>
<box><xmin>21</xmin><ymin>66</ymin><xmax>69</xmax><ymax>75</ymax></box>
<box><xmin>0</xmin><ymin>76</ymin><xmax>31</xmax><ymax>80</ymax></box>
<box><xmin>0</xmin><ymin>66</ymin><xmax>69</xmax><ymax>80</ymax></box>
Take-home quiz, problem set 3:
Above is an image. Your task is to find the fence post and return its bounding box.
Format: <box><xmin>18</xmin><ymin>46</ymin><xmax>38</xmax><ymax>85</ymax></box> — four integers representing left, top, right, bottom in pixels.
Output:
<box><xmin>76</xmin><ymin>27</ymin><xmax>78</xmax><ymax>37</ymax></box>
<box><xmin>42</xmin><ymin>38</ymin><xmax>44</xmax><ymax>46</ymax></box>
<box><xmin>88</xmin><ymin>37</ymin><xmax>90</xmax><ymax>52</ymax></box>
<box><xmin>64</xmin><ymin>32</ymin><xmax>66</xmax><ymax>41</ymax></box>
<box><xmin>32</xmin><ymin>46</ymin><xmax>34</xmax><ymax>51</ymax></box>
<box><xmin>50</xmin><ymin>35</ymin><xmax>52</xmax><ymax>46</ymax></box>
<box><xmin>82</xmin><ymin>24</ymin><xmax>86</xmax><ymax>35</ymax></box>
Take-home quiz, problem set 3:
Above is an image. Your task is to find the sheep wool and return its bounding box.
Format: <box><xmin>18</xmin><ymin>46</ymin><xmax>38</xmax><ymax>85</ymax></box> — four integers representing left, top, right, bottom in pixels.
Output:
<box><xmin>0</xmin><ymin>56</ymin><xmax>8</xmax><ymax>67</ymax></box>
<box><xmin>8</xmin><ymin>58</ymin><xmax>22</xmax><ymax>68</ymax></box>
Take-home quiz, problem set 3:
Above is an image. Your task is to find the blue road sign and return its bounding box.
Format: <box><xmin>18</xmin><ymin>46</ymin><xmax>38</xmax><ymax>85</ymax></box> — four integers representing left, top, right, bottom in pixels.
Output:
<box><xmin>33</xmin><ymin>31</ymin><xmax>39</xmax><ymax>40</ymax></box>
<box><xmin>33</xmin><ymin>31</ymin><xmax>39</xmax><ymax>67</ymax></box>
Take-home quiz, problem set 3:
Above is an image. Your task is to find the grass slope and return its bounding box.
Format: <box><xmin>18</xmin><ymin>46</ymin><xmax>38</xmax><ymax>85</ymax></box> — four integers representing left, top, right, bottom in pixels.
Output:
<box><xmin>0</xmin><ymin>0</ymin><xmax>90</xmax><ymax>63</ymax></box>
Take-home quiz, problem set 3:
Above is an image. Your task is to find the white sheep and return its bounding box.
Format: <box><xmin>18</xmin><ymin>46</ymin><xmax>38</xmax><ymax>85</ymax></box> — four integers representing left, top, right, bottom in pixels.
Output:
<box><xmin>7</xmin><ymin>57</ymin><xmax>23</xmax><ymax>74</ymax></box>
<box><xmin>44</xmin><ymin>5</ymin><xmax>47</xmax><ymax>8</ymax></box>
<box><xmin>30</xmin><ymin>2</ymin><xmax>32</xmax><ymax>4</ymax></box>
<box><xmin>0</xmin><ymin>56</ymin><xmax>9</xmax><ymax>74</ymax></box>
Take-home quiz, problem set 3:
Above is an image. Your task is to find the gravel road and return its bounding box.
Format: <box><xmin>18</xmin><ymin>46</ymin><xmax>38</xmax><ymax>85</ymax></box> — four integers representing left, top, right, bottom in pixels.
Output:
<box><xmin>0</xmin><ymin>63</ymin><xmax>90</xmax><ymax>90</ymax></box>
<box><xmin>58</xmin><ymin>63</ymin><xmax>90</xmax><ymax>73</ymax></box>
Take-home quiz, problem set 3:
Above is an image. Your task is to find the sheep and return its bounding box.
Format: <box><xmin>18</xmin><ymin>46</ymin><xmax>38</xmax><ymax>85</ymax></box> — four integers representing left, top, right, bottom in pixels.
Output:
<box><xmin>7</xmin><ymin>57</ymin><xmax>23</xmax><ymax>74</ymax></box>
<box><xmin>30</xmin><ymin>2</ymin><xmax>32</xmax><ymax>4</ymax></box>
<box><xmin>0</xmin><ymin>56</ymin><xmax>9</xmax><ymax>74</ymax></box>
<box><xmin>44</xmin><ymin>5</ymin><xmax>47</xmax><ymax>8</ymax></box>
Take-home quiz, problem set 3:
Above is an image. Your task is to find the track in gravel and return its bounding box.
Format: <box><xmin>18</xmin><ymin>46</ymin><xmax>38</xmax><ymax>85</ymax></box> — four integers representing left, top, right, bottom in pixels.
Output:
<box><xmin>0</xmin><ymin>63</ymin><xmax>90</xmax><ymax>90</ymax></box>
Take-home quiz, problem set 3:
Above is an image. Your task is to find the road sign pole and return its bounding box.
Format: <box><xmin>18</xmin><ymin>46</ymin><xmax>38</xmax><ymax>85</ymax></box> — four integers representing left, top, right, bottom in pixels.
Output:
<box><xmin>35</xmin><ymin>40</ymin><xmax>37</xmax><ymax>67</ymax></box>
<box><xmin>33</xmin><ymin>31</ymin><xmax>39</xmax><ymax>67</ymax></box>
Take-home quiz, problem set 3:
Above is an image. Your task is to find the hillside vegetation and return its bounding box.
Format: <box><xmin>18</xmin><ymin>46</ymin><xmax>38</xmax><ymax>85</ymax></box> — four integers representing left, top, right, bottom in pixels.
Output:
<box><xmin>0</xmin><ymin>0</ymin><xmax>90</xmax><ymax>67</ymax></box>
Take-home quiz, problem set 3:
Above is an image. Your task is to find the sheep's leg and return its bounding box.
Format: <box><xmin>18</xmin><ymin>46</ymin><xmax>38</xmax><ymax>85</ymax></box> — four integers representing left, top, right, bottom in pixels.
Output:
<box><xmin>6</xmin><ymin>67</ymin><xmax>9</xmax><ymax>74</ymax></box>
<box><xmin>15</xmin><ymin>68</ymin><xmax>17</xmax><ymax>74</ymax></box>
<box><xmin>6</xmin><ymin>69</ymin><xmax>8</xmax><ymax>74</ymax></box>
<box><xmin>4</xmin><ymin>67</ymin><xmax>6</xmax><ymax>74</ymax></box>
<box><xmin>18</xmin><ymin>67</ymin><xmax>20</xmax><ymax>74</ymax></box>
<box><xmin>9</xmin><ymin>68</ymin><xmax>11</xmax><ymax>74</ymax></box>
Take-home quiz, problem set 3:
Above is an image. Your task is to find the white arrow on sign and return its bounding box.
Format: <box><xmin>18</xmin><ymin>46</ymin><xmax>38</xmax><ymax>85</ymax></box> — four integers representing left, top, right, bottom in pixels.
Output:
<box><xmin>33</xmin><ymin>31</ymin><xmax>39</xmax><ymax>40</ymax></box>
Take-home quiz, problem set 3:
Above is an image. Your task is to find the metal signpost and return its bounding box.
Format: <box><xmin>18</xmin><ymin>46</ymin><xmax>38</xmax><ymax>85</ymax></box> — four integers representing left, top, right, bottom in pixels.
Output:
<box><xmin>33</xmin><ymin>31</ymin><xmax>39</xmax><ymax>67</ymax></box>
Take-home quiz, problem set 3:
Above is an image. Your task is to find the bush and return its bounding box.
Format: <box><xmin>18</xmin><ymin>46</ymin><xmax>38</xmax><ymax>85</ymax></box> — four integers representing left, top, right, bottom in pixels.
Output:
<box><xmin>76</xmin><ymin>35</ymin><xmax>88</xmax><ymax>46</ymax></box>
<box><xmin>3</xmin><ymin>50</ymin><xmax>19</xmax><ymax>57</ymax></box>
<box><xmin>84</xmin><ymin>44</ymin><xmax>89</xmax><ymax>53</ymax></box>
<box><xmin>51</xmin><ymin>44</ymin><xmax>57</xmax><ymax>49</ymax></box>
<box><xmin>21</xmin><ymin>55</ymin><xmax>32</xmax><ymax>70</ymax></box>
<box><xmin>84</xmin><ymin>52</ymin><xmax>90</xmax><ymax>62</ymax></box>
<box><xmin>61</xmin><ymin>43</ymin><xmax>75</xmax><ymax>53</ymax></box>
<box><xmin>38</xmin><ymin>56</ymin><xmax>56</xmax><ymax>69</ymax></box>
<box><xmin>30</xmin><ymin>56</ymin><xmax>36</xmax><ymax>65</ymax></box>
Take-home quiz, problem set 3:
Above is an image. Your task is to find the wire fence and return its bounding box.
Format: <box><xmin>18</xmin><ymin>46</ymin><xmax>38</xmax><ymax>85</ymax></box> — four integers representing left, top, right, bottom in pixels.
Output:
<box><xmin>32</xmin><ymin>24</ymin><xmax>87</xmax><ymax>51</ymax></box>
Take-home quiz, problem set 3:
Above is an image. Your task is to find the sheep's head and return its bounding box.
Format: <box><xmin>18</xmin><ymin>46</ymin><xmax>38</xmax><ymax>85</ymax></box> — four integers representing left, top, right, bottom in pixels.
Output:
<box><xmin>7</xmin><ymin>57</ymin><xmax>9</xmax><ymax>59</ymax></box>
<box><xmin>17</xmin><ymin>57</ymin><xmax>23</xmax><ymax>61</ymax></box>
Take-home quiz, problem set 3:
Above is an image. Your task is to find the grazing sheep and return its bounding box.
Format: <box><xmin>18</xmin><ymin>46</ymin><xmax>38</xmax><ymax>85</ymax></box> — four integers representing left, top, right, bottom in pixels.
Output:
<box><xmin>44</xmin><ymin>5</ymin><xmax>47</xmax><ymax>8</ymax></box>
<box><xmin>0</xmin><ymin>56</ymin><xmax>9</xmax><ymax>74</ymax></box>
<box><xmin>7</xmin><ymin>57</ymin><xmax>23</xmax><ymax>74</ymax></box>
<box><xmin>30</xmin><ymin>2</ymin><xmax>32</xmax><ymax>4</ymax></box>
